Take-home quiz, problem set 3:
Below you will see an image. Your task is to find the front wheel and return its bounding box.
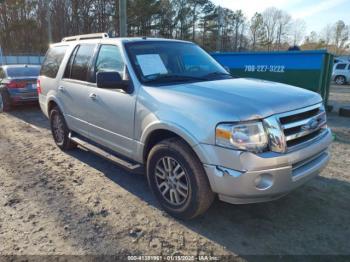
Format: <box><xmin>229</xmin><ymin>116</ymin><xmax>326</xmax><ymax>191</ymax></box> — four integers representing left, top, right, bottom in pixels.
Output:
<box><xmin>147</xmin><ymin>138</ymin><xmax>215</xmax><ymax>219</ymax></box>
<box><xmin>49</xmin><ymin>106</ymin><xmax>76</xmax><ymax>150</ymax></box>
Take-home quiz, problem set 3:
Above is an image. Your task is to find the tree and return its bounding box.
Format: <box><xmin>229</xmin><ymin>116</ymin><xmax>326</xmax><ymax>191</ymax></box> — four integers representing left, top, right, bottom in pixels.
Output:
<box><xmin>249</xmin><ymin>12</ymin><xmax>264</xmax><ymax>50</ymax></box>
<box><xmin>261</xmin><ymin>7</ymin><xmax>280</xmax><ymax>50</ymax></box>
<box><xmin>290</xmin><ymin>19</ymin><xmax>306</xmax><ymax>46</ymax></box>
<box><xmin>275</xmin><ymin>10</ymin><xmax>291</xmax><ymax>50</ymax></box>
<box><xmin>333</xmin><ymin>20</ymin><xmax>349</xmax><ymax>54</ymax></box>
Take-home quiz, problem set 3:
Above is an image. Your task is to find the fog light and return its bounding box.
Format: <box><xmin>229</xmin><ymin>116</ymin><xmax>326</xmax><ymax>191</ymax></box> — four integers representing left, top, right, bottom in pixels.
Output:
<box><xmin>254</xmin><ymin>173</ymin><xmax>273</xmax><ymax>190</ymax></box>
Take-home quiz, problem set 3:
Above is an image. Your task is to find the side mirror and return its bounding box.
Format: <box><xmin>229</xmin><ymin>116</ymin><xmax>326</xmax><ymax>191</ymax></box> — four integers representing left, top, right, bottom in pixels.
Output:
<box><xmin>96</xmin><ymin>71</ymin><xmax>130</xmax><ymax>91</ymax></box>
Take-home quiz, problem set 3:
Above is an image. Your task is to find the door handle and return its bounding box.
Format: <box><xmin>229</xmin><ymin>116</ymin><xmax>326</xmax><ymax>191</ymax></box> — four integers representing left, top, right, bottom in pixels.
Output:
<box><xmin>89</xmin><ymin>93</ymin><xmax>97</xmax><ymax>100</ymax></box>
<box><xmin>58</xmin><ymin>86</ymin><xmax>64</xmax><ymax>92</ymax></box>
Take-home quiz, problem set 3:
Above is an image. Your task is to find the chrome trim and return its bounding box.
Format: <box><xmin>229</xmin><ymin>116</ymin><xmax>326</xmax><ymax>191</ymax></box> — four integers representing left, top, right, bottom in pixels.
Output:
<box><xmin>282</xmin><ymin>111</ymin><xmax>326</xmax><ymax>130</ymax></box>
<box><xmin>287</xmin><ymin>128</ymin><xmax>329</xmax><ymax>153</ymax></box>
<box><xmin>264</xmin><ymin>103</ymin><xmax>326</xmax><ymax>153</ymax></box>
<box><xmin>285</xmin><ymin>121</ymin><xmax>327</xmax><ymax>141</ymax></box>
<box><xmin>263</xmin><ymin>116</ymin><xmax>286</xmax><ymax>153</ymax></box>
<box><xmin>276</xmin><ymin>103</ymin><xmax>322</xmax><ymax>118</ymax></box>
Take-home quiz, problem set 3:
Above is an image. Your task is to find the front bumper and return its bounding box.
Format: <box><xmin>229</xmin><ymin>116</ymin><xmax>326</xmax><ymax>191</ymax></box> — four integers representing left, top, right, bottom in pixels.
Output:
<box><xmin>194</xmin><ymin>128</ymin><xmax>332</xmax><ymax>204</ymax></box>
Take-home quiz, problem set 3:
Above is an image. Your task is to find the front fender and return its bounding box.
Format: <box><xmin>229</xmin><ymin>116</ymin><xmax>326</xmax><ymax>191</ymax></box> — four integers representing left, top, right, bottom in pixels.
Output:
<box><xmin>134</xmin><ymin>120</ymin><xmax>200</xmax><ymax>164</ymax></box>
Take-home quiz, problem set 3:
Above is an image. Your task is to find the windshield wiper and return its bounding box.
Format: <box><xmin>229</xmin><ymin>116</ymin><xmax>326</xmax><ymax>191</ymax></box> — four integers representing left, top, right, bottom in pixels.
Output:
<box><xmin>202</xmin><ymin>71</ymin><xmax>233</xmax><ymax>79</ymax></box>
<box><xmin>144</xmin><ymin>74</ymin><xmax>206</xmax><ymax>83</ymax></box>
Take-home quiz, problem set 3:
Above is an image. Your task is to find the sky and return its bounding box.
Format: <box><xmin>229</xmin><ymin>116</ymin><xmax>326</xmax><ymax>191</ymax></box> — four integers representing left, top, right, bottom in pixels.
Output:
<box><xmin>211</xmin><ymin>0</ymin><xmax>350</xmax><ymax>33</ymax></box>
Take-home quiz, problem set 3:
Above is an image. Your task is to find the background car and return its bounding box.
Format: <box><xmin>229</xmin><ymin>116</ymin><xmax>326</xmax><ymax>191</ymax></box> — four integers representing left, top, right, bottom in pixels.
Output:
<box><xmin>332</xmin><ymin>62</ymin><xmax>350</xmax><ymax>85</ymax></box>
<box><xmin>0</xmin><ymin>64</ymin><xmax>41</xmax><ymax>112</ymax></box>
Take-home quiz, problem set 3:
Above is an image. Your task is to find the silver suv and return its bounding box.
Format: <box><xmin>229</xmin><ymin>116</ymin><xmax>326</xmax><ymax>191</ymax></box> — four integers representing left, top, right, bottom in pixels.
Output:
<box><xmin>38</xmin><ymin>33</ymin><xmax>332</xmax><ymax>219</ymax></box>
<box><xmin>332</xmin><ymin>62</ymin><xmax>350</xmax><ymax>85</ymax></box>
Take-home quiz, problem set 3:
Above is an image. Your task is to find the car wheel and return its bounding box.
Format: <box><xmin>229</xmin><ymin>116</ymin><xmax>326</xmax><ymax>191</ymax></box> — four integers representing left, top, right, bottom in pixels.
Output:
<box><xmin>0</xmin><ymin>89</ymin><xmax>12</xmax><ymax>112</ymax></box>
<box><xmin>49</xmin><ymin>106</ymin><xmax>76</xmax><ymax>150</ymax></box>
<box><xmin>335</xmin><ymin>76</ymin><xmax>346</xmax><ymax>85</ymax></box>
<box><xmin>147</xmin><ymin>138</ymin><xmax>215</xmax><ymax>220</ymax></box>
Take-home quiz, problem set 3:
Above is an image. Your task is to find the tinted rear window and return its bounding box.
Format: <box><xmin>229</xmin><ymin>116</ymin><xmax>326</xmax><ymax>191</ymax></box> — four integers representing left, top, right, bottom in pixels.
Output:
<box><xmin>6</xmin><ymin>67</ymin><xmax>40</xmax><ymax>77</ymax></box>
<box><xmin>70</xmin><ymin>44</ymin><xmax>96</xmax><ymax>81</ymax></box>
<box><xmin>41</xmin><ymin>45</ymin><xmax>68</xmax><ymax>78</ymax></box>
<box><xmin>336</xmin><ymin>63</ymin><xmax>347</xmax><ymax>70</ymax></box>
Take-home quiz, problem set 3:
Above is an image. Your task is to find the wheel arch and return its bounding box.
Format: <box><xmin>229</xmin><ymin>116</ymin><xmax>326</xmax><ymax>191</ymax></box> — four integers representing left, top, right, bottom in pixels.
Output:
<box><xmin>47</xmin><ymin>96</ymin><xmax>65</xmax><ymax>116</ymax></box>
<box><xmin>141</xmin><ymin>123</ymin><xmax>200</xmax><ymax>164</ymax></box>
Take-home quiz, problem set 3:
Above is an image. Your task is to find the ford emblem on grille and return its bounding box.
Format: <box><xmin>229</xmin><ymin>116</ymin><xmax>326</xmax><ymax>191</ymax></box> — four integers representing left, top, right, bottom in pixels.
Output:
<box><xmin>302</xmin><ymin>118</ymin><xmax>319</xmax><ymax>131</ymax></box>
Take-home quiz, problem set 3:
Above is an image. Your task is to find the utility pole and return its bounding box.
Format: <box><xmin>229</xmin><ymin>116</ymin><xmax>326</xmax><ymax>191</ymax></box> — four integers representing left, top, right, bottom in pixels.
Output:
<box><xmin>119</xmin><ymin>0</ymin><xmax>127</xmax><ymax>37</ymax></box>
<box><xmin>47</xmin><ymin>0</ymin><xmax>52</xmax><ymax>43</ymax></box>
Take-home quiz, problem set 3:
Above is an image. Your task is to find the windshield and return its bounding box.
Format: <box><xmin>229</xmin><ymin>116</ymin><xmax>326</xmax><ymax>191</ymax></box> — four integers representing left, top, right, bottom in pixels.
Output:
<box><xmin>125</xmin><ymin>41</ymin><xmax>232</xmax><ymax>84</ymax></box>
<box><xmin>6</xmin><ymin>67</ymin><xmax>40</xmax><ymax>78</ymax></box>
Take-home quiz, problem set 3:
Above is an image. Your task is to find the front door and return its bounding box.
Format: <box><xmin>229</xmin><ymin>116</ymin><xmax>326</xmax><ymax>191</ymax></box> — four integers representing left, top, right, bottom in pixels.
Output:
<box><xmin>87</xmin><ymin>44</ymin><xmax>137</xmax><ymax>158</ymax></box>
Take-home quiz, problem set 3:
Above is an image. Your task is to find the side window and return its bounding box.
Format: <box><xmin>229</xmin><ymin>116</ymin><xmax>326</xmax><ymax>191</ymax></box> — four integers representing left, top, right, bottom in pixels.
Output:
<box><xmin>40</xmin><ymin>45</ymin><xmax>68</xmax><ymax>78</ymax></box>
<box><xmin>93</xmin><ymin>45</ymin><xmax>125</xmax><ymax>82</ymax></box>
<box><xmin>348</xmin><ymin>64</ymin><xmax>350</xmax><ymax>70</ymax></box>
<box><xmin>63</xmin><ymin>46</ymin><xmax>79</xmax><ymax>79</ymax></box>
<box><xmin>70</xmin><ymin>44</ymin><xmax>96</xmax><ymax>81</ymax></box>
<box><xmin>336</xmin><ymin>63</ymin><xmax>346</xmax><ymax>70</ymax></box>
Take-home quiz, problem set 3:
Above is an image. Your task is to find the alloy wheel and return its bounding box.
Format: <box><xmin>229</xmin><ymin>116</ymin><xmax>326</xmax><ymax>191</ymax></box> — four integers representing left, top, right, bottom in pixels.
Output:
<box><xmin>52</xmin><ymin>112</ymin><xmax>65</xmax><ymax>143</ymax></box>
<box><xmin>154</xmin><ymin>156</ymin><xmax>190</xmax><ymax>206</ymax></box>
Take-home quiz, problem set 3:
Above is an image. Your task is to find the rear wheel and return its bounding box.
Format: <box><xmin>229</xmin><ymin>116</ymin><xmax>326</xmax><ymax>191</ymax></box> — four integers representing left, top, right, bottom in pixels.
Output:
<box><xmin>147</xmin><ymin>138</ymin><xmax>215</xmax><ymax>219</ymax></box>
<box><xmin>0</xmin><ymin>89</ymin><xmax>12</xmax><ymax>112</ymax></box>
<box><xmin>49</xmin><ymin>106</ymin><xmax>76</xmax><ymax>150</ymax></box>
<box><xmin>335</xmin><ymin>75</ymin><xmax>346</xmax><ymax>85</ymax></box>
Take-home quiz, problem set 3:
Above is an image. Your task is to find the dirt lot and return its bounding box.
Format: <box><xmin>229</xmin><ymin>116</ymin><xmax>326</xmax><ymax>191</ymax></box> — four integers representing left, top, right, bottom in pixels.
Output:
<box><xmin>0</xmin><ymin>85</ymin><xmax>349</xmax><ymax>259</ymax></box>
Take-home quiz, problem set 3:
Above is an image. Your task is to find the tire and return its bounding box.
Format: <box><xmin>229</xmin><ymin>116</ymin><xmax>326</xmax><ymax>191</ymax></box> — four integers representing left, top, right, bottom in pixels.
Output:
<box><xmin>335</xmin><ymin>75</ymin><xmax>346</xmax><ymax>85</ymax></box>
<box><xmin>146</xmin><ymin>138</ymin><xmax>215</xmax><ymax>220</ymax></box>
<box><xmin>49</xmin><ymin>106</ymin><xmax>76</xmax><ymax>150</ymax></box>
<box><xmin>0</xmin><ymin>89</ymin><xmax>12</xmax><ymax>112</ymax></box>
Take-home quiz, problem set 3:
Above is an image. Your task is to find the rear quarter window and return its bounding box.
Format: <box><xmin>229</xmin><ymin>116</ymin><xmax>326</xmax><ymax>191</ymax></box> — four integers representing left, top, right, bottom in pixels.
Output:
<box><xmin>40</xmin><ymin>45</ymin><xmax>68</xmax><ymax>78</ymax></box>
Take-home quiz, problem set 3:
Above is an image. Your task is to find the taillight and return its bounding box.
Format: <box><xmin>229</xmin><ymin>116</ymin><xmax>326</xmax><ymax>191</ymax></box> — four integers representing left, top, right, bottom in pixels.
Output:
<box><xmin>6</xmin><ymin>81</ymin><xmax>26</xmax><ymax>88</ymax></box>
<box><xmin>37</xmin><ymin>79</ymin><xmax>42</xmax><ymax>94</ymax></box>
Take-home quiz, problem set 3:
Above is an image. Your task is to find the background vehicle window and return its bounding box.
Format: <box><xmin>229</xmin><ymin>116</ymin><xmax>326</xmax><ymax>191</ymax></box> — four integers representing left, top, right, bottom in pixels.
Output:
<box><xmin>40</xmin><ymin>45</ymin><xmax>68</xmax><ymax>78</ymax></box>
<box><xmin>336</xmin><ymin>63</ymin><xmax>346</xmax><ymax>70</ymax></box>
<box><xmin>95</xmin><ymin>45</ymin><xmax>125</xmax><ymax>75</ymax></box>
<box><xmin>70</xmin><ymin>44</ymin><xmax>96</xmax><ymax>81</ymax></box>
<box><xmin>6</xmin><ymin>67</ymin><xmax>40</xmax><ymax>77</ymax></box>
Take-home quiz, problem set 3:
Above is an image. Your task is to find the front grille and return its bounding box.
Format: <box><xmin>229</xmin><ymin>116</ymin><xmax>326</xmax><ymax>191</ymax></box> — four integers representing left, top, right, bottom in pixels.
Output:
<box><xmin>279</xmin><ymin>104</ymin><xmax>327</xmax><ymax>152</ymax></box>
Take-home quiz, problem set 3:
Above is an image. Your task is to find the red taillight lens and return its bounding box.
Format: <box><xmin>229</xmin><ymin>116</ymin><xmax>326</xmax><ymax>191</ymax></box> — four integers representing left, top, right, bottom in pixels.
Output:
<box><xmin>6</xmin><ymin>81</ymin><xmax>26</xmax><ymax>88</ymax></box>
<box><xmin>37</xmin><ymin>79</ymin><xmax>42</xmax><ymax>94</ymax></box>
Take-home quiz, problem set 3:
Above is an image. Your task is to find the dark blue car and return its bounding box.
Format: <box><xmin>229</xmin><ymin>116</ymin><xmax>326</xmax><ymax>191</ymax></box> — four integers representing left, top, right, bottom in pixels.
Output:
<box><xmin>0</xmin><ymin>65</ymin><xmax>41</xmax><ymax>112</ymax></box>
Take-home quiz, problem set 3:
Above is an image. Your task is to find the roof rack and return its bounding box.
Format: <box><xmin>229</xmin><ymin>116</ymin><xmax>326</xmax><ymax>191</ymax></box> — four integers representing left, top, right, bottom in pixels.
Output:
<box><xmin>62</xmin><ymin>33</ymin><xmax>109</xmax><ymax>42</ymax></box>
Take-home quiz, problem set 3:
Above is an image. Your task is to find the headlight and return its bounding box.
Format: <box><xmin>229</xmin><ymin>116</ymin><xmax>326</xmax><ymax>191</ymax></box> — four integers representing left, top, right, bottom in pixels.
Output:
<box><xmin>216</xmin><ymin>122</ymin><xmax>268</xmax><ymax>153</ymax></box>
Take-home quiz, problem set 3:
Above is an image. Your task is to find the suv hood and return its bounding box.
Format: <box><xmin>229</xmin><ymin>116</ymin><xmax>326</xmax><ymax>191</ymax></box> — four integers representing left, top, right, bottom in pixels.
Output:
<box><xmin>145</xmin><ymin>78</ymin><xmax>322</xmax><ymax>122</ymax></box>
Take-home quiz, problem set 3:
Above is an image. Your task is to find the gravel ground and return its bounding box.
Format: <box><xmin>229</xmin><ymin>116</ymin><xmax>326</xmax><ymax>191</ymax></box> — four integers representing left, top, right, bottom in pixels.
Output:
<box><xmin>0</xmin><ymin>85</ymin><xmax>349</xmax><ymax>259</ymax></box>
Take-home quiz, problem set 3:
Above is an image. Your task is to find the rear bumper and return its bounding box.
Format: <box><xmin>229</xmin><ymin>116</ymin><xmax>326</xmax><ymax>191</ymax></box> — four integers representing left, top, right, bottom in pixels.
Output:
<box><xmin>8</xmin><ymin>89</ymin><xmax>38</xmax><ymax>103</ymax></box>
<box><xmin>194</xmin><ymin>128</ymin><xmax>332</xmax><ymax>204</ymax></box>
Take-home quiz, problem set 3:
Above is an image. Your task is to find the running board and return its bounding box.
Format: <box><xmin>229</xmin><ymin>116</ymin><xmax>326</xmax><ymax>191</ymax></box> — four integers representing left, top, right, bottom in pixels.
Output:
<box><xmin>69</xmin><ymin>134</ymin><xmax>142</xmax><ymax>171</ymax></box>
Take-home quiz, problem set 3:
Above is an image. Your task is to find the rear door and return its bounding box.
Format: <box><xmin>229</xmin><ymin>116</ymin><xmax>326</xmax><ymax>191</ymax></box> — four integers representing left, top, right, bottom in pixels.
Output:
<box><xmin>85</xmin><ymin>44</ymin><xmax>137</xmax><ymax>158</ymax></box>
<box><xmin>59</xmin><ymin>44</ymin><xmax>97</xmax><ymax>138</ymax></box>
